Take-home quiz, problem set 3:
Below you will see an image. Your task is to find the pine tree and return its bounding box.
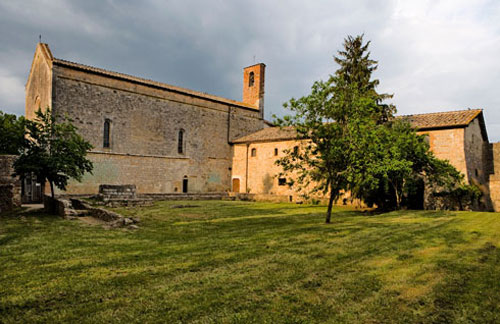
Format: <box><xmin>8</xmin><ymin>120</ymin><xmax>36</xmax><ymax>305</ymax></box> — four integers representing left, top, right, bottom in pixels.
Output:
<box><xmin>277</xmin><ymin>34</ymin><xmax>466</xmax><ymax>220</ymax></box>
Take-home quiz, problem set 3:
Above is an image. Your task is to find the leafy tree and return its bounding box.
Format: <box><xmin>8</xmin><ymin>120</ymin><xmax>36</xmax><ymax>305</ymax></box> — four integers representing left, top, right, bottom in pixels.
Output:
<box><xmin>350</xmin><ymin>119</ymin><xmax>464</xmax><ymax>210</ymax></box>
<box><xmin>13</xmin><ymin>108</ymin><xmax>93</xmax><ymax>198</ymax></box>
<box><xmin>0</xmin><ymin>111</ymin><xmax>26</xmax><ymax>155</ymax></box>
<box><xmin>276</xmin><ymin>35</ymin><xmax>465</xmax><ymax>222</ymax></box>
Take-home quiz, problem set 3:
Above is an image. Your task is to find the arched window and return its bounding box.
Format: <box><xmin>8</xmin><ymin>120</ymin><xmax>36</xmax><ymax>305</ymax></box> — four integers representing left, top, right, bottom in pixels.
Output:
<box><xmin>178</xmin><ymin>129</ymin><xmax>185</xmax><ymax>154</ymax></box>
<box><xmin>103</xmin><ymin>119</ymin><xmax>111</xmax><ymax>148</ymax></box>
<box><xmin>251</xmin><ymin>148</ymin><xmax>257</xmax><ymax>157</ymax></box>
<box><xmin>249</xmin><ymin>71</ymin><xmax>255</xmax><ymax>87</ymax></box>
<box><xmin>274</xmin><ymin>148</ymin><xmax>278</xmax><ymax>156</ymax></box>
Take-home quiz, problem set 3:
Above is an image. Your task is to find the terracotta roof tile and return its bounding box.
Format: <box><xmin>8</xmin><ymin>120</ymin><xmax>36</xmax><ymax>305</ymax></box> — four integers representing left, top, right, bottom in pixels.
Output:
<box><xmin>399</xmin><ymin>109</ymin><xmax>482</xmax><ymax>130</ymax></box>
<box><xmin>232</xmin><ymin>126</ymin><xmax>297</xmax><ymax>143</ymax></box>
<box><xmin>234</xmin><ymin>109</ymin><xmax>483</xmax><ymax>143</ymax></box>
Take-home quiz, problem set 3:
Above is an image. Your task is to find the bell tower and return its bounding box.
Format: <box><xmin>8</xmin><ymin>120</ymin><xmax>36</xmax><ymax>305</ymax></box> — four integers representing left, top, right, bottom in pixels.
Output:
<box><xmin>242</xmin><ymin>63</ymin><xmax>265</xmax><ymax>118</ymax></box>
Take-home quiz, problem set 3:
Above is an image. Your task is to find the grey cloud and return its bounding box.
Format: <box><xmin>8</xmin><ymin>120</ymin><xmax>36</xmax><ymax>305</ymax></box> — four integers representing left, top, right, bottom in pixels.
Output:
<box><xmin>1</xmin><ymin>0</ymin><xmax>499</xmax><ymax>140</ymax></box>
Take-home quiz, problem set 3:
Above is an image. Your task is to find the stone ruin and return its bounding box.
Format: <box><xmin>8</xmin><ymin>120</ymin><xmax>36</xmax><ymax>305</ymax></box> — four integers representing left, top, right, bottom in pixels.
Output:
<box><xmin>0</xmin><ymin>155</ymin><xmax>21</xmax><ymax>213</ymax></box>
<box><xmin>95</xmin><ymin>184</ymin><xmax>153</xmax><ymax>207</ymax></box>
<box><xmin>44</xmin><ymin>195</ymin><xmax>140</xmax><ymax>229</ymax></box>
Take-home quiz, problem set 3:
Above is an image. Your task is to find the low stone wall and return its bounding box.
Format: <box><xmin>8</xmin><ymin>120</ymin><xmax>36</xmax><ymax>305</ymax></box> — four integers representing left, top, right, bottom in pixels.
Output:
<box><xmin>99</xmin><ymin>184</ymin><xmax>136</xmax><ymax>200</ymax></box>
<box><xmin>44</xmin><ymin>195</ymin><xmax>72</xmax><ymax>217</ymax></box>
<box><xmin>140</xmin><ymin>192</ymin><xmax>229</xmax><ymax>201</ymax></box>
<box><xmin>0</xmin><ymin>155</ymin><xmax>21</xmax><ymax>213</ymax></box>
<box><xmin>228</xmin><ymin>193</ymin><xmax>292</xmax><ymax>203</ymax></box>
<box><xmin>44</xmin><ymin>195</ymin><xmax>139</xmax><ymax>228</ymax></box>
<box><xmin>0</xmin><ymin>184</ymin><xmax>21</xmax><ymax>213</ymax></box>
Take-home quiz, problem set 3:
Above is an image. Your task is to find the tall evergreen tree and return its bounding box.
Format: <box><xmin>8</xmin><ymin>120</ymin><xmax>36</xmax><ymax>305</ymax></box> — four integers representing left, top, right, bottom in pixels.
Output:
<box><xmin>277</xmin><ymin>35</ymin><xmax>466</xmax><ymax>221</ymax></box>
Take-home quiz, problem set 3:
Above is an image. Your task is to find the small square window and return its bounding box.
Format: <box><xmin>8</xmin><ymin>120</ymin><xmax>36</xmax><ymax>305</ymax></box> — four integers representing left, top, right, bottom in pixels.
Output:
<box><xmin>278</xmin><ymin>178</ymin><xmax>286</xmax><ymax>186</ymax></box>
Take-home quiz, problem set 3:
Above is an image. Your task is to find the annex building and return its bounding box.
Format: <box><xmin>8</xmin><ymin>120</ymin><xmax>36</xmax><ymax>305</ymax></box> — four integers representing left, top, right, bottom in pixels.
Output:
<box><xmin>24</xmin><ymin>43</ymin><xmax>500</xmax><ymax>211</ymax></box>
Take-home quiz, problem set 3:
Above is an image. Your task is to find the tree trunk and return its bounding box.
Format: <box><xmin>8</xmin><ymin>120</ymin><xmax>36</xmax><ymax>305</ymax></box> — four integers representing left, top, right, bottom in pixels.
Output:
<box><xmin>390</xmin><ymin>180</ymin><xmax>401</xmax><ymax>210</ymax></box>
<box><xmin>326</xmin><ymin>188</ymin><xmax>335</xmax><ymax>224</ymax></box>
<box><xmin>49</xmin><ymin>181</ymin><xmax>54</xmax><ymax>198</ymax></box>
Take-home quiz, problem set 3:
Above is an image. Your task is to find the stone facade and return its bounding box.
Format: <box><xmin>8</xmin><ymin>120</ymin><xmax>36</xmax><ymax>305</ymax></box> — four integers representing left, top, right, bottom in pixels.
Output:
<box><xmin>25</xmin><ymin>44</ymin><xmax>53</xmax><ymax>119</ymax></box>
<box><xmin>232</xmin><ymin>111</ymin><xmax>497</xmax><ymax>211</ymax></box>
<box><xmin>25</xmin><ymin>44</ymin><xmax>266</xmax><ymax>195</ymax></box>
<box><xmin>242</xmin><ymin>63</ymin><xmax>266</xmax><ymax>118</ymax></box>
<box><xmin>23</xmin><ymin>44</ymin><xmax>500</xmax><ymax>211</ymax></box>
<box><xmin>418</xmin><ymin>116</ymin><xmax>493</xmax><ymax>210</ymax></box>
<box><xmin>488</xmin><ymin>143</ymin><xmax>500</xmax><ymax>211</ymax></box>
<box><xmin>0</xmin><ymin>155</ymin><xmax>21</xmax><ymax>212</ymax></box>
<box><xmin>232</xmin><ymin>140</ymin><xmax>299</xmax><ymax>198</ymax></box>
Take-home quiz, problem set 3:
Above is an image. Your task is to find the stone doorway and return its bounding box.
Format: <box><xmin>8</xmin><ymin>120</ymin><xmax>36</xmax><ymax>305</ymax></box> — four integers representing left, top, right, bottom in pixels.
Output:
<box><xmin>182</xmin><ymin>176</ymin><xmax>188</xmax><ymax>193</ymax></box>
<box><xmin>22</xmin><ymin>173</ymin><xmax>43</xmax><ymax>203</ymax></box>
<box><xmin>232</xmin><ymin>178</ymin><xmax>240</xmax><ymax>193</ymax></box>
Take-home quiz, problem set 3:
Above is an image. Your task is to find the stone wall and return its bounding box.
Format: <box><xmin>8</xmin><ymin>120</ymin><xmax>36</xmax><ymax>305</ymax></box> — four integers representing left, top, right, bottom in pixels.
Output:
<box><xmin>418</xmin><ymin>124</ymin><xmax>493</xmax><ymax>211</ymax></box>
<box><xmin>25</xmin><ymin>44</ymin><xmax>52</xmax><ymax>120</ymax></box>
<box><xmin>418</xmin><ymin>128</ymin><xmax>467</xmax><ymax>175</ymax></box>
<box><xmin>63</xmin><ymin>151</ymin><xmax>231</xmax><ymax>194</ymax></box>
<box><xmin>463</xmin><ymin>119</ymin><xmax>493</xmax><ymax>209</ymax></box>
<box><xmin>488</xmin><ymin>142</ymin><xmax>500</xmax><ymax>211</ymax></box>
<box><xmin>39</xmin><ymin>60</ymin><xmax>265</xmax><ymax>195</ymax></box>
<box><xmin>0</xmin><ymin>155</ymin><xmax>21</xmax><ymax>212</ymax></box>
<box><xmin>233</xmin><ymin>123</ymin><xmax>496</xmax><ymax>211</ymax></box>
<box><xmin>232</xmin><ymin>140</ymin><xmax>335</xmax><ymax>203</ymax></box>
<box><xmin>98</xmin><ymin>184</ymin><xmax>136</xmax><ymax>200</ymax></box>
<box><xmin>232</xmin><ymin>140</ymin><xmax>299</xmax><ymax>198</ymax></box>
<box><xmin>242</xmin><ymin>64</ymin><xmax>265</xmax><ymax>117</ymax></box>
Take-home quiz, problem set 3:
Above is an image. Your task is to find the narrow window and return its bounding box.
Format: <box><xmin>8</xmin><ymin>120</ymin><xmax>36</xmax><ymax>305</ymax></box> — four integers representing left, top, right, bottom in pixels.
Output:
<box><xmin>182</xmin><ymin>176</ymin><xmax>188</xmax><ymax>193</ymax></box>
<box><xmin>251</xmin><ymin>148</ymin><xmax>257</xmax><ymax>157</ymax></box>
<box><xmin>178</xmin><ymin>129</ymin><xmax>184</xmax><ymax>154</ymax></box>
<box><xmin>103</xmin><ymin>119</ymin><xmax>111</xmax><ymax>148</ymax></box>
<box><xmin>475</xmin><ymin>169</ymin><xmax>479</xmax><ymax>177</ymax></box>
<box><xmin>249</xmin><ymin>72</ymin><xmax>255</xmax><ymax>87</ymax></box>
<box><xmin>293</xmin><ymin>146</ymin><xmax>299</xmax><ymax>154</ymax></box>
<box><xmin>278</xmin><ymin>178</ymin><xmax>287</xmax><ymax>186</ymax></box>
<box><xmin>274</xmin><ymin>148</ymin><xmax>278</xmax><ymax>156</ymax></box>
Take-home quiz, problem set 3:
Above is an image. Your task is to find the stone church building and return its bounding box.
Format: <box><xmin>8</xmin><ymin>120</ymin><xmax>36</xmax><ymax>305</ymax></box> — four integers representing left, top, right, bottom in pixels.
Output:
<box><xmin>25</xmin><ymin>43</ymin><xmax>500</xmax><ymax>211</ymax></box>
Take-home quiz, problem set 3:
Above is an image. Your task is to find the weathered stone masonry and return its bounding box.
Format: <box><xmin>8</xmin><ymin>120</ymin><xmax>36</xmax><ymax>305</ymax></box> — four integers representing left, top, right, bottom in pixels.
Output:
<box><xmin>25</xmin><ymin>43</ymin><xmax>266</xmax><ymax>195</ymax></box>
<box><xmin>24</xmin><ymin>44</ymin><xmax>500</xmax><ymax>211</ymax></box>
<box><xmin>0</xmin><ymin>155</ymin><xmax>21</xmax><ymax>213</ymax></box>
<box><xmin>231</xmin><ymin>110</ymin><xmax>499</xmax><ymax>211</ymax></box>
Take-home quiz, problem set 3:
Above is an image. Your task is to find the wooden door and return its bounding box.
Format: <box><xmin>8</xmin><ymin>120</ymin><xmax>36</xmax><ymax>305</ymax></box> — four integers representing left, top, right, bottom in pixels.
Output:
<box><xmin>232</xmin><ymin>178</ymin><xmax>240</xmax><ymax>193</ymax></box>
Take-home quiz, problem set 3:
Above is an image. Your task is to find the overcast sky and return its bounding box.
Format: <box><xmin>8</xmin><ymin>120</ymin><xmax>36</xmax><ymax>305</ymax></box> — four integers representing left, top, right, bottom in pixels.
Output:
<box><xmin>1</xmin><ymin>0</ymin><xmax>500</xmax><ymax>140</ymax></box>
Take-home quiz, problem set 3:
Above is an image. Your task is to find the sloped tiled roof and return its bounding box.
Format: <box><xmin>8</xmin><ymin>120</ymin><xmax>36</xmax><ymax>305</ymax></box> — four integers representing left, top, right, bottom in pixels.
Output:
<box><xmin>39</xmin><ymin>44</ymin><xmax>258</xmax><ymax>111</ymax></box>
<box><xmin>234</xmin><ymin>109</ymin><xmax>485</xmax><ymax>143</ymax></box>
<box><xmin>400</xmin><ymin>109</ymin><xmax>482</xmax><ymax>130</ymax></box>
<box><xmin>232</xmin><ymin>126</ymin><xmax>297</xmax><ymax>143</ymax></box>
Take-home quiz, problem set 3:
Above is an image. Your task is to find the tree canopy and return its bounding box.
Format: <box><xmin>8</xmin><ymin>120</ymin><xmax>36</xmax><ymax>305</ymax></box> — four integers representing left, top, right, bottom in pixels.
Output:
<box><xmin>276</xmin><ymin>35</ymin><xmax>467</xmax><ymax>222</ymax></box>
<box><xmin>0</xmin><ymin>111</ymin><xmax>26</xmax><ymax>155</ymax></box>
<box><xmin>13</xmin><ymin>108</ymin><xmax>93</xmax><ymax>198</ymax></box>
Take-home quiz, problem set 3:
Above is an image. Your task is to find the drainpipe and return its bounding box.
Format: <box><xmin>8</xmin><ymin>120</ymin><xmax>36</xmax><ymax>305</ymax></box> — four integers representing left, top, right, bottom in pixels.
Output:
<box><xmin>227</xmin><ymin>106</ymin><xmax>231</xmax><ymax>143</ymax></box>
<box><xmin>245</xmin><ymin>143</ymin><xmax>249</xmax><ymax>193</ymax></box>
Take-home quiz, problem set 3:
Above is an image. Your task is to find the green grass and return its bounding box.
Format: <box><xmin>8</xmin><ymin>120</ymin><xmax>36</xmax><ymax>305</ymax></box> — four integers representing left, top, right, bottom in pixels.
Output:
<box><xmin>1</xmin><ymin>201</ymin><xmax>500</xmax><ymax>323</ymax></box>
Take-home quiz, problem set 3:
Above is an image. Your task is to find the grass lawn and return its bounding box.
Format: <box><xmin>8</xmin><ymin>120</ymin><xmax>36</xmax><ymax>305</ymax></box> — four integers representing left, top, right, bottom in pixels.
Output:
<box><xmin>1</xmin><ymin>201</ymin><xmax>500</xmax><ymax>323</ymax></box>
